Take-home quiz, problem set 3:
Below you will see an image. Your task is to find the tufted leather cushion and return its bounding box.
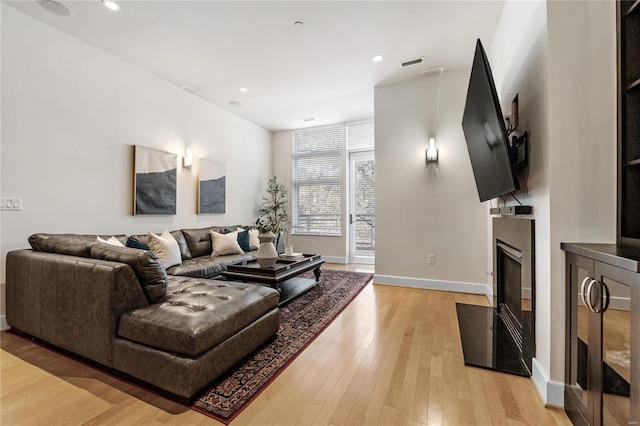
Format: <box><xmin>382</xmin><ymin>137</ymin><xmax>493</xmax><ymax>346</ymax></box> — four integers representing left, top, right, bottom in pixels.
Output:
<box><xmin>117</xmin><ymin>276</ymin><xmax>279</xmax><ymax>357</ymax></box>
<box><xmin>90</xmin><ymin>243</ymin><xmax>167</xmax><ymax>303</ymax></box>
<box><xmin>182</xmin><ymin>225</ymin><xmax>238</xmax><ymax>258</ymax></box>
<box><xmin>29</xmin><ymin>233</ymin><xmax>126</xmax><ymax>257</ymax></box>
<box><xmin>166</xmin><ymin>252</ymin><xmax>255</xmax><ymax>278</ymax></box>
<box><xmin>171</xmin><ymin>230</ymin><xmax>192</xmax><ymax>260</ymax></box>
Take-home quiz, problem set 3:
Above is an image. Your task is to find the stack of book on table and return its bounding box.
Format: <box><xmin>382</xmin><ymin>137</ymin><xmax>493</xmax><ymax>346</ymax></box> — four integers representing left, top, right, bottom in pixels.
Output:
<box><xmin>279</xmin><ymin>252</ymin><xmax>304</xmax><ymax>261</ymax></box>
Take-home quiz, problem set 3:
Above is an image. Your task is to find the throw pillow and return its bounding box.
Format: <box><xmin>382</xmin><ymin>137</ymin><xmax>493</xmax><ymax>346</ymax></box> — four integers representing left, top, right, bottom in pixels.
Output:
<box><xmin>249</xmin><ymin>229</ymin><xmax>260</xmax><ymax>250</ymax></box>
<box><xmin>237</xmin><ymin>229</ymin><xmax>251</xmax><ymax>252</ymax></box>
<box><xmin>126</xmin><ymin>236</ymin><xmax>150</xmax><ymax>250</ymax></box>
<box><xmin>237</xmin><ymin>227</ymin><xmax>260</xmax><ymax>250</ymax></box>
<box><xmin>148</xmin><ymin>231</ymin><xmax>182</xmax><ymax>268</ymax></box>
<box><xmin>210</xmin><ymin>230</ymin><xmax>244</xmax><ymax>257</ymax></box>
<box><xmin>96</xmin><ymin>236</ymin><xmax>125</xmax><ymax>247</ymax></box>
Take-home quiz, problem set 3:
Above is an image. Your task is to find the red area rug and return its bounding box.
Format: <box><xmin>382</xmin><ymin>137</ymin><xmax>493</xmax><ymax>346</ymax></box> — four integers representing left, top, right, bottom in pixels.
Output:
<box><xmin>192</xmin><ymin>269</ymin><xmax>373</xmax><ymax>423</ymax></box>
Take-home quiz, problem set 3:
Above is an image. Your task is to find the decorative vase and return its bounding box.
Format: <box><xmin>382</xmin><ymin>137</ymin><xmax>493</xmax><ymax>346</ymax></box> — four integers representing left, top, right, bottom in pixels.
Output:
<box><xmin>256</xmin><ymin>231</ymin><xmax>278</xmax><ymax>268</ymax></box>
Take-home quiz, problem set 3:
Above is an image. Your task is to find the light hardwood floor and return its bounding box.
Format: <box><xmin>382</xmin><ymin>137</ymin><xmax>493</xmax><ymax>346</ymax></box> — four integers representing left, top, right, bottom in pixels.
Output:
<box><xmin>1</xmin><ymin>263</ymin><xmax>570</xmax><ymax>425</ymax></box>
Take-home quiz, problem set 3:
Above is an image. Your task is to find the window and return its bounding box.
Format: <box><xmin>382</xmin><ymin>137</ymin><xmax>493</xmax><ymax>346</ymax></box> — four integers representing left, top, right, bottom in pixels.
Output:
<box><xmin>291</xmin><ymin>124</ymin><xmax>343</xmax><ymax>235</ymax></box>
<box><xmin>347</xmin><ymin>120</ymin><xmax>375</xmax><ymax>151</ymax></box>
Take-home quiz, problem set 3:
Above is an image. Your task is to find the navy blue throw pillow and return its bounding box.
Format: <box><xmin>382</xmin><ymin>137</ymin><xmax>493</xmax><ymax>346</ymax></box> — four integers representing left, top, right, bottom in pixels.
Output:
<box><xmin>126</xmin><ymin>236</ymin><xmax>150</xmax><ymax>250</ymax></box>
<box><xmin>237</xmin><ymin>229</ymin><xmax>251</xmax><ymax>252</ymax></box>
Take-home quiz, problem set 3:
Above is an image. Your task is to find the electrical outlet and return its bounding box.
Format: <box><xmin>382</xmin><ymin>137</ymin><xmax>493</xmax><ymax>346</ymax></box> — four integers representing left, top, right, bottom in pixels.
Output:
<box><xmin>1</xmin><ymin>197</ymin><xmax>22</xmax><ymax>211</ymax></box>
<box><xmin>428</xmin><ymin>254</ymin><xmax>435</xmax><ymax>265</ymax></box>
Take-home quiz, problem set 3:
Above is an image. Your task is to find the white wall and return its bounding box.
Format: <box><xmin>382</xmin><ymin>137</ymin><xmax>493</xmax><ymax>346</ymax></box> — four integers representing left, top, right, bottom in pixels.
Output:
<box><xmin>489</xmin><ymin>0</ymin><xmax>553</xmax><ymax>401</ymax></box>
<box><xmin>374</xmin><ymin>71</ymin><xmax>489</xmax><ymax>293</ymax></box>
<box><xmin>0</xmin><ymin>5</ymin><xmax>272</xmax><ymax>327</ymax></box>
<box><xmin>489</xmin><ymin>0</ymin><xmax>616</xmax><ymax>404</ymax></box>
<box><xmin>546</xmin><ymin>0</ymin><xmax>617</xmax><ymax>387</ymax></box>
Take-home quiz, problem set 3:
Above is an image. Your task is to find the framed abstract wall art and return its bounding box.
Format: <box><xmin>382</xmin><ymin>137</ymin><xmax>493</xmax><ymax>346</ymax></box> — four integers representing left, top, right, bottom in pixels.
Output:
<box><xmin>198</xmin><ymin>159</ymin><xmax>226</xmax><ymax>214</ymax></box>
<box><xmin>133</xmin><ymin>145</ymin><xmax>177</xmax><ymax>215</ymax></box>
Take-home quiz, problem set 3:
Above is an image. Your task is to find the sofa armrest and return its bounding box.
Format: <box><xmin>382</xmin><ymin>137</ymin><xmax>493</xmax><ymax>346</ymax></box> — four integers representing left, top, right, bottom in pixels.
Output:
<box><xmin>6</xmin><ymin>250</ymin><xmax>149</xmax><ymax>367</ymax></box>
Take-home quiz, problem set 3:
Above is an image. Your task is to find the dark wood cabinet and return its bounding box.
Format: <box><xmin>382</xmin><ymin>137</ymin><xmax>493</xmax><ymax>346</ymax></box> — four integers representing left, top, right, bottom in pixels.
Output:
<box><xmin>562</xmin><ymin>243</ymin><xmax>640</xmax><ymax>426</ymax></box>
<box><xmin>618</xmin><ymin>0</ymin><xmax>640</xmax><ymax>247</ymax></box>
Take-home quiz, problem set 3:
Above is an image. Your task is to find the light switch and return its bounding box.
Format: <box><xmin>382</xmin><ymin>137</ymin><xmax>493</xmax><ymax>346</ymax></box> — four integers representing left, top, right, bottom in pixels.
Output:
<box><xmin>1</xmin><ymin>197</ymin><xmax>22</xmax><ymax>211</ymax></box>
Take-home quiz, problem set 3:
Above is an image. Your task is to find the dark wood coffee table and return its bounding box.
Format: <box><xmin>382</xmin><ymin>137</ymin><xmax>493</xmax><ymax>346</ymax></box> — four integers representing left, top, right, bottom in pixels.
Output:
<box><xmin>222</xmin><ymin>254</ymin><xmax>324</xmax><ymax>305</ymax></box>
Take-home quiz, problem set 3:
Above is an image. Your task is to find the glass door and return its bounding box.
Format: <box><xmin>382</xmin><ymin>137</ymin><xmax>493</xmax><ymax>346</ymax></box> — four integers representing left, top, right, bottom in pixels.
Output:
<box><xmin>596</xmin><ymin>262</ymin><xmax>634</xmax><ymax>426</ymax></box>
<box><xmin>566</xmin><ymin>253</ymin><xmax>596</xmax><ymax>425</ymax></box>
<box><xmin>348</xmin><ymin>151</ymin><xmax>375</xmax><ymax>264</ymax></box>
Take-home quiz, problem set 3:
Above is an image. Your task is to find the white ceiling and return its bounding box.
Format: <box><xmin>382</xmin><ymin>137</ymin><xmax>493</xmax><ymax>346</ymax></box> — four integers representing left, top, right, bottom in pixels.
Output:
<box><xmin>4</xmin><ymin>0</ymin><xmax>505</xmax><ymax>132</ymax></box>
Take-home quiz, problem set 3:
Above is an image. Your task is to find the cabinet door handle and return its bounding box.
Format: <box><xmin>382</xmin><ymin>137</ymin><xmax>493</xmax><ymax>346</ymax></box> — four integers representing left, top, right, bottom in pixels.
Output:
<box><xmin>585</xmin><ymin>279</ymin><xmax>599</xmax><ymax>313</ymax></box>
<box><xmin>592</xmin><ymin>281</ymin><xmax>610</xmax><ymax>314</ymax></box>
<box><xmin>580</xmin><ymin>277</ymin><xmax>591</xmax><ymax>308</ymax></box>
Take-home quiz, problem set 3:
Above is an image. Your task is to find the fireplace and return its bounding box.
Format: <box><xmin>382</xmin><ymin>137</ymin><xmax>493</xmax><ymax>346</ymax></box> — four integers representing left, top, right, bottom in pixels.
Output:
<box><xmin>456</xmin><ymin>217</ymin><xmax>535</xmax><ymax>376</ymax></box>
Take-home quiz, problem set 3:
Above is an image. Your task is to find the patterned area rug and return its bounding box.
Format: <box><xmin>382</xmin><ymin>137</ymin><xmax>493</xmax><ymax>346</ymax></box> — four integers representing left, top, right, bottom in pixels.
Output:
<box><xmin>192</xmin><ymin>269</ymin><xmax>373</xmax><ymax>423</ymax></box>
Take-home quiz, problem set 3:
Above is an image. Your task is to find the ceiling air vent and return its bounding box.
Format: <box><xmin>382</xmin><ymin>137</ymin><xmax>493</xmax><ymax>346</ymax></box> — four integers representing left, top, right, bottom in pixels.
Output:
<box><xmin>421</xmin><ymin>67</ymin><xmax>444</xmax><ymax>76</ymax></box>
<box><xmin>400</xmin><ymin>57</ymin><xmax>424</xmax><ymax>68</ymax></box>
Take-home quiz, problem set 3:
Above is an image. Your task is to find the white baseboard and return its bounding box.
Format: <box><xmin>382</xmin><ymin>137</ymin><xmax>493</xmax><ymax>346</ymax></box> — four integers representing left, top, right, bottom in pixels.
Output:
<box><xmin>373</xmin><ymin>274</ymin><xmax>492</xmax><ymax>301</ymax></box>
<box><xmin>609</xmin><ymin>296</ymin><xmax>631</xmax><ymax>311</ymax></box>
<box><xmin>323</xmin><ymin>256</ymin><xmax>347</xmax><ymax>264</ymax></box>
<box><xmin>0</xmin><ymin>315</ymin><xmax>9</xmax><ymax>331</ymax></box>
<box><xmin>532</xmin><ymin>357</ymin><xmax>564</xmax><ymax>407</ymax></box>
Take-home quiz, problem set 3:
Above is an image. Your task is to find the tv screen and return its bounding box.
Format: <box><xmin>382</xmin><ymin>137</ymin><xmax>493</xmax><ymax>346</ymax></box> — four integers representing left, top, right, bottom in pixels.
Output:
<box><xmin>462</xmin><ymin>39</ymin><xmax>519</xmax><ymax>202</ymax></box>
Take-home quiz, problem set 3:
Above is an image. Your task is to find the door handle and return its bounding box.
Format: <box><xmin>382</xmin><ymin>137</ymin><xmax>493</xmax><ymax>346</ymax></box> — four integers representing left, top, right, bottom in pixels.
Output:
<box><xmin>592</xmin><ymin>281</ymin><xmax>610</xmax><ymax>314</ymax></box>
<box><xmin>585</xmin><ymin>279</ymin><xmax>598</xmax><ymax>313</ymax></box>
<box><xmin>349</xmin><ymin>214</ymin><xmax>353</xmax><ymax>225</ymax></box>
<box><xmin>580</xmin><ymin>277</ymin><xmax>610</xmax><ymax>314</ymax></box>
<box><xmin>580</xmin><ymin>277</ymin><xmax>590</xmax><ymax>309</ymax></box>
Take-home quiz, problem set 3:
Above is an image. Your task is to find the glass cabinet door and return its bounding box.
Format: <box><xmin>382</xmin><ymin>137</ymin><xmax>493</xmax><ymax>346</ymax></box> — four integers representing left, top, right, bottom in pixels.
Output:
<box><xmin>596</xmin><ymin>262</ymin><xmax>636</xmax><ymax>426</ymax></box>
<box><xmin>566</xmin><ymin>253</ymin><xmax>596</xmax><ymax>425</ymax></box>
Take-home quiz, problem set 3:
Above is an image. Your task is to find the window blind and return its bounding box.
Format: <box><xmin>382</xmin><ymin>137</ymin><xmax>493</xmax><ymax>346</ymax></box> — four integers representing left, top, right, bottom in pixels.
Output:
<box><xmin>291</xmin><ymin>125</ymin><xmax>343</xmax><ymax>235</ymax></box>
<box><xmin>346</xmin><ymin>120</ymin><xmax>374</xmax><ymax>151</ymax></box>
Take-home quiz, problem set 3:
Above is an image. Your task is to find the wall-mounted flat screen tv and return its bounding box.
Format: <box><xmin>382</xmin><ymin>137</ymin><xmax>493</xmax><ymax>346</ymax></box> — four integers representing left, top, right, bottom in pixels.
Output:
<box><xmin>462</xmin><ymin>39</ymin><xmax>519</xmax><ymax>202</ymax></box>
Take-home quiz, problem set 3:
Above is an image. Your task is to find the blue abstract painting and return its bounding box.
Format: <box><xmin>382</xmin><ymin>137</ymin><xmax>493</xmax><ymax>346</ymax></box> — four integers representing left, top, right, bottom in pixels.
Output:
<box><xmin>134</xmin><ymin>145</ymin><xmax>177</xmax><ymax>215</ymax></box>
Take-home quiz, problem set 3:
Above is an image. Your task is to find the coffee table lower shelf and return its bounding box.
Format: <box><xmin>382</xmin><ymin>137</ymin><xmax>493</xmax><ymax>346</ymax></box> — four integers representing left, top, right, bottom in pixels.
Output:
<box><xmin>275</xmin><ymin>276</ymin><xmax>320</xmax><ymax>305</ymax></box>
<box><xmin>221</xmin><ymin>254</ymin><xmax>324</xmax><ymax>306</ymax></box>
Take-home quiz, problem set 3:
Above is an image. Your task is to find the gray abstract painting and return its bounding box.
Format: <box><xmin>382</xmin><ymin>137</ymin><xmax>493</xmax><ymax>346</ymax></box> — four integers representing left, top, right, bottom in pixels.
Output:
<box><xmin>198</xmin><ymin>159</ymin><xmax>226</xmax><ymax>214</ymax></box>
<box><xmin>134</xmin><ymin>145</ymin><xmax>177</xmax><ymax>215</ymax></box>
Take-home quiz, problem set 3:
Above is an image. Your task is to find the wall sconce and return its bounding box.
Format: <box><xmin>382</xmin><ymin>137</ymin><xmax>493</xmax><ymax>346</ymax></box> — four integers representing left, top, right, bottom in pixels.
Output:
<box><xmin>183</xmin><ymin>148</ymin><xmax>193</xmax><ymax>169</ymax></box>
<box><xmin>426</xmin><ymin>137</ymin><xmax>438</xmax><ymax>163</ymax></box>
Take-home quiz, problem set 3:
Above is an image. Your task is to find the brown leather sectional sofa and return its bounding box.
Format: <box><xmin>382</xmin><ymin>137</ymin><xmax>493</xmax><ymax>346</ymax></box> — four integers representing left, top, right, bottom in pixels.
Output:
<box><xmin>5</xmin><ymin>226</ymin><xmax>282</xmax><ymax>401</ymax></box>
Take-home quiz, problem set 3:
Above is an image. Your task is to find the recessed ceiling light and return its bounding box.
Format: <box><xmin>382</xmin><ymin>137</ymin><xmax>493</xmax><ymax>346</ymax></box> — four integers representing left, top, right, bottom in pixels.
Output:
<box><xmin>373</xmin><ymin>55</ymin><xmax>384</xmax><ymax>62</ymax></box>
<box><xmin>229</xmin><ymin>101</ymin><xmax>243</xmax><ymax>107</ymax></box>
<box><xmin>294</xmin><ymin>21</ymin><xmax>304</xmax><ymax>27</ymax></box>
<box><xmin>102</xmin><ymin>0</ymin><xmax>120</xmax><ymax>11</ymax></box>
<box><xmin>239</xmin><ymin>87</ymin><xmax>248</xmax><ymax>93</ymax></box>
<box><xmin>37</xmin><ymin>0</ymin><xmax>71</xmax><ymax>16</ymax></box>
